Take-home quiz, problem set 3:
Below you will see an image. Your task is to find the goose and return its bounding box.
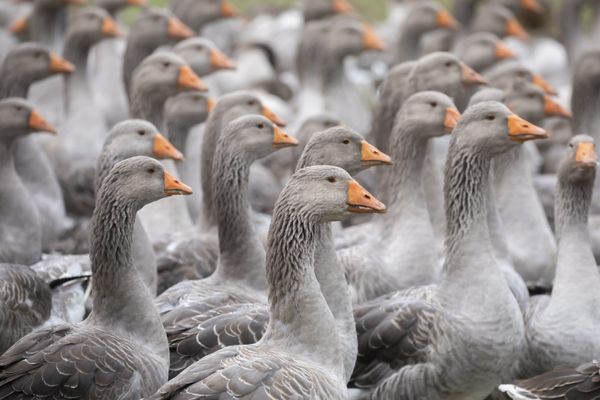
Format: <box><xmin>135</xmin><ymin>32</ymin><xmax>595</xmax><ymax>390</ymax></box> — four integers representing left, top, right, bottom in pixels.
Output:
<box><xmin>350</xmin><ymin>101</ymin><xmax>547</xmax><ymax>399</ymax></box>
<box><xmin>302</xmin><ymin>0</ymin><xmax>353</xmax><ymax>21</ymax></box>
<box><xmin>571</xmin><ymin>48</ymin><xmax>600</xmax><ymax>143</ymax></box>
<box><xmin>513</xmin><ymin>135</ymin><xmax>600</xmax><ymax>378</ymax></box>
<box><xmin>154</xmin><ymin>92</ymin><xmax>286</xmax><ymax>294</ymax></box>
<box><xmin>499</xmin><ymin>361</ymin><xmax>600</xmax><ymax>400</ymax></box>
<box><xmin>453</xmin><ymin>0</ymin><xmax>542</xmax><ymax>27</ymax></box>
<box><xmin>0</xmin><ymin>43</ymin><xmax>73</xmax><ymax>247</ymax></box>
<box><xmin>485</xmin><ymin>61</ymin><xmax>558</xmax><ymax>95</ymax></box>
<box><xmin>164</xmin><ymin>91</ymin><xmax>214</xmax><ymax>222</ymax></box>
<box><xmin>0</xmin><ymin>98</ymin><xmax>56</xmax><ymax>266</ymax></box>
<box><xmin>392</xmin><ymin>1</ymin><xmax>459</xmax><ymax>64</ymax></box>
<box><xmin>47</xmin><ymin>6</ymin><xmax>120</xmax><ymax>218</ymax></box>
<box><xmin>171</xmin><ymin>0</ymin><xmax>237</xmax><ymax>35</ymax></box>
<box><xmin>492</xmin><ymin>80</ymin><xmax>572</xmax><ymax>287</ymax></box>
<box><xmin>456</xmin><ymin>32</ymin><xmax>517</xmax><ymax>73</ymax></box>
<box><xmin>91</xmin><ymin>0</ymin><xmax>146</xmax><ymax>128</ymax></box>
<box><xmin>122</xmin><ymin>8</ymin><xmax>193</xmax><ymax>99</ymax></box>
<box><xmin>149</xmin><ymin>165</ymin><xmax>385</xmax><ymax>400</ymax></box>
<box><xmin>340</xmin><ymin>91</ymin><xmax>459</xmax><ymax>303</ymax></box>
<box><xmin>0</xmin><ymin>156</ymin><xmax>192</xmax><ymax>398</ymax></box>
<box><xmin>129</xmin><ymin>52</ymin><xmax>207</xmax><ymax>242</ymax></box>
<box><xmin>295</xmin><ymin>16</ymin><xmax>384</xmax><ymax>134</ymax></box>
<box><xmin>162</xmin><ymin>126</ymin><xmax>391</xmax><ymax>379</ymax></box>
<box><xmin>174</xmin><ymin>37</ymin><xmax>236</xmax><ymax>79</ymax></box>
<box><xmin>155</xmin><ymin>115</ymin><xmax>297</xmax><ymax>316</ymax></box>
<box><xmin>471</xmin><ymin>4</ymin><xmax>529</xmax><ymax>41</ymax></box>
<box><xmin>0</xmin><ymin>263</ymin><xmax>52</xmax><ymax>354</ymax></box>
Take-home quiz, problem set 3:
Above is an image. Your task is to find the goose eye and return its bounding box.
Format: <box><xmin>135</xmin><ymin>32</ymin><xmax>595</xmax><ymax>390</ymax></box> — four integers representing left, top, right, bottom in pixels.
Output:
<box><xmin>137</xmin><ymin>130</ymin><xmax>145</xmax><ymax>136</ymax></box>
<box><xmin>196</xmin><ymin>45</ymin><xmax>204</xmax><ymax>51</ymax></box>
<box><xmin>35</xmin><ymin>52</ymin><xmax>43</xmax><ymax>58</ymax></box>
<box><xmin>247</xmin><ymin>100</ymin><xmax>256</xmax><ymax>106</ymax></box>
<box><xmin>486</xmin><ymin>114</ymin><xmax>495</xmax><ymax>121</ymax></box>
<box><xmin>163</xmin><ymin>62</ymin><xmax>170</xmax><ymax>68</ymax></box>
<box><xmin>342</xmin><ymin>139</ymin><xmax>350</xmax><ymax>144</ymax></box>
<box><xmin>528</xmin><ymin>94</ymin><xmax>535</xmax><ymax>99</ymax></box>
<box><xmin>430</xmin><ymin>102</ymin><xmax>437</xmax><ymax>107</ymax></box>
<box><xmin>147</xmin><ymin>168</ymin><xmax>155</xmax><ymax>174</ymax></box>
<box><xmin>257</xmin><ymin>123</ymin><xmax>264</xmax><ymax>129</ymax></box>
<box><xmin>15</xmin><ymin>106</ymin><xmax>22</xmax><ymax>111</ymax></box>
<box><xmin>569</xmin><ymin>143</ymin><xmax>574</xmax><ymax>148</ymax></box>
<box><xmin>327</xmin><ymin>177</ymin><xmax>337</xmax><ymax>183</ymax></box>
<box><xmin>445</xmin><ymin>61</ymin><xmax>452</xmax><ymax>67</ymax></box>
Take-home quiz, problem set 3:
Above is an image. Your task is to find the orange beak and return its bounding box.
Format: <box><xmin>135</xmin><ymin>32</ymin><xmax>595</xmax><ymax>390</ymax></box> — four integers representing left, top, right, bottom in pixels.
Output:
<box><xmin>347</xmin><ymin>180</ymin><xmax>386</xmax><ymax>214</ymax></box>
<box><xmin>460</xmin><ymin>62</ymin><xmax>488</xmax><ymax>85</ymax></box>
<box><xmin>495</xmin><ymin>41</ymin><xmax>516</xmax><ymax>59</ymax></box>
<box><xmin>220</xmin><ymin>0</ymin><xmax>238</xmax><ymax>17</ymax></box>
<box><xmin>362</xmin><ymin>24</ymin><xmax>385</xmax><ymax>51</ymax></box>
<box><xmin>101</xmin><ymin>16</ymin><xmax>121</xmax><ymax>38</ymax></box>
<box><xmin>164</xmin><ymin>171</ymin><xmax>193</xmax><ymax>195</ymax></box>
<box><xmin>28</xmin><ymin>110</ymin><xmax>56</xmax><ymax>134</ymax></box>
<box><xmin>521</xmin><ymin>0</ymin><xmax>543</xmax><ymax>13</ymax></box>
<box><xmin>272</xmin><ymin>125</ymin><xmax>298</xmax><ymax>148</ymax></box>
<box><xmin>49</xmin><ymin>53</ymin><xmax>75</xmax><ymax>74</ymax></box>
<box><xmin>532</xmin><ymin>74</ymin><xmax>557</xmax><ymax>95</ymax></box>
<box><xmin>9</xmin><ymin>16</ymin><xmax>28</xmax><ymax>35</ymax></box>
<box><xmin>262</xmin><ymin>105</ymin><xmax>286</xmax><ymax>127</ymax></box>
<box><xmin>332</xmin><ymin>0</ymin><xmax>353</xmax><ymax>13</ymax></box>
<box><xmin>153</xmin><ymin>133</ymin><xmax>183</xmax><ymax>160</ymax></box>
<box><xmin>177</xmin><ymin>65</ymin><xmax>208</xmax><ymax>91</ymax></box>
<box><xmin>209</xmin><ymin>48</ymin><xmax>236</xmax><ymax>70</ymax></box>
<box><xmin>126</xmin><ymin>0</ymin><xmax>147</xmax><ymax>5</ymax></box>
<box><xmin>436</xmin><ymin>9</ymin><xmax>459</xmax><ymax>30</ymax></box>
<box><xmin>360</xmin><ymin>140</ymin><xmax>392</xmax><ymax>166</ymax></box>
<box><xmin>444</xmin><ymin>107</ymin><xmax>461</xmax><ymax>132</ymax></box>
<box><xmin>507</xmin><ymin>114</ymin><xmax>548</xmax><ymax>143</ymax></box>
<box><xmin>544</xmin><ymin>96</ymin><xmax>572</xmax><ymax>119</ymax></box>
<box><xmin>575</xmin><ymin>142</ymin><xmax>597</xmax><ymax>167</ymax></box>
<box><xmin>207</xmin><ymin>97</ymin><xmax>216</xmax><ymax>112</ymax></box>
<box><xmin>168</xmin><ymin>17</ymin><xmax>194</xmax><ymax>39</ymax></box>
<box><xmin>506</xmin><ymin>18</ymin><xmax>528</xmax><ymax>41</ymax></box>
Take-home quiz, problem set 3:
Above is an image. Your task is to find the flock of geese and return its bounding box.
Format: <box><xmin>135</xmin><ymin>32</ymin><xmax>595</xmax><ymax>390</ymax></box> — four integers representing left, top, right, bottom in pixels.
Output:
<box><xmin>0</xmin><ymin>0</ymin><xmax>600</xmax><ymax>398</ymax></box>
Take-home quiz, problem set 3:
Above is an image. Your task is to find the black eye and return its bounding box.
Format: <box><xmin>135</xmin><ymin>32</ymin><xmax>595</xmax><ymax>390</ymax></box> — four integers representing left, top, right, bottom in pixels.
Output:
<box><xmin>327</xmin><ymin>177</ymin><xmax>337</xmax><ymax>183</ymax></box>
<box><xmin>257</xmin><ymin>123</ymin><xmax>264</xmax><ymax>129</ymax></box>
<box><xmin>430</xmin><ymin>102</ymin><xmax>437</xmax><ymax>107</ymax></box>
<box><xmin>196</xmin><ymin>45</ymin><xmax>204</xmax><ymax>51</ymax></box>
<box><xmin>569</xmin><ymin>143</ymin><xmax>574</xmax><ymax>148</ymax></box>
<box><xmin>486</xmin><ymin>114</ymin><xmax>495</xmax><ymax>121</ymax></box>
<box><xmin>137</xmin><ymin>130</ymin><xmax>145</xmax><ymax>136</ymax></box>
<box><xmin>163</xmin><ymin>62</ymin><xmax>170</xmax><ymax>68</ymax></box>
<box><xmin>147</xmin><ymin>168</ymin><xmax>155</xmax><ymax>174</ymax></box>
<box><xmin>528</xmin><ymin>94</ymin><xmax>535</xmax><ymax>99</ymax></box>
<box><xmin>35</xmin><ymin>52</ymin><xmax>42</xmax><ymax>58</ymax></box>
<box><xmin>247</xmin><ymin>100</ymin><xmax>256</xmax><ymax>106</ymax></box>
<box><xmin>15</xmin><ymin>106</ymin><xmax>22</xmax><ymax>111</ymax></box>
<box><xmin>445</xmin><ymin>61</ymin><xmax>452</xmax><ymax>67</ymax></box>
<box><xmin>342</xmin><ymin>139</ymin><xmax>350</xmax><ymax>144</ymax></box>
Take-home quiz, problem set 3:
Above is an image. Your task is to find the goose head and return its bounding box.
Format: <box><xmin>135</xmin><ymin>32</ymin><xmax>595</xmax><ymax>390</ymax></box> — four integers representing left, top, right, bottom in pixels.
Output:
<box><xmin>398</xmin><ymin>90</ymin><xmax>461</xmax><ymax>136</ymax></box>
<box><xmin>130</xmin><ymin>52</ymin><xmax>207</xmax><ymax>109</ymax></box>
<box><xmin>506</xmin><ymin>80</ymin><xmax>572</xmax><ymax>123</ymax></box>
<box><xmin>104</xmin><ymin>156</ymin><xmax>192</xmax><ymax>210</ymax></box>
<box><xmin>96</xmin><ymin>0</ymin><xmax>146</xmax><ymax>15</ymax></box>
<box><xmin>221</xmin><ymin>115</ymin><xmax>297</xmax><ymax>161</ymax></box>
<box><xmin>2</xmin><ymin>42</ymin><xmax>74</xmax><ymax>84</ymax></box>
<box><xmin>165</xmin><ymin>92</ymin><xmax>214</xmax><ymax>131</ymax></box>
<box><xmin>301</xmin><ymin>126</ymin><xmax>391</xmax><ymax>175</ymax></box>
<box><xmin>0</xmin><ymin>98</ymin><xmax>55</xmax><ymax>141</ymax></box>
<box><xmin>403</xmin><ymin>1</ymin><xmax>459</xmax><ymax>34</ymax></box>
<box><xmin>497</xmin><ymin>0</ymin><xmax>543</xmax><ymax>15</ymax></box>
<box><xmin>129</xmin><ymin>8</ymin><xmax>193</xmax><ymax>48</ymax></box>
<box><xmin>454</xmin><ymin>101</ymin><xmax>547</xmax><ymax>156</ymax></box>
<box><xmin>285</xmin><ymin>165</ymin><xmax>386</xmax><ymax>222</ymax></box>
<box><xmin>303</xmin><ymin>0</ymin><xmax>354</xmax><ymax>21</ymax></box>
<box><xmin>485</xmin><ymin>61</ymin><xmax>557</xmax><ymax>95</ymax></box>
<box><xmin>409</xmin><ymin>52</ymin><xmax>487</xmax><ymax>98</ymax></box>
<box><xmin>211</xmin><ymin>91</ymin><xmax>287</xmax><ymax>127</ymax></box>
<box><xmin>183</xmin><ymin>0</ymin><xmax>239</xmax><ymax>28</ymax></box>
<box><xmin>103</xmin><ymin>119</ymin><xmax>183</xmax><ymax>162</ymax></box>
<box><xmin>472</xmin><ymin>4</ymin><xmax>528</xmax><ymax>41</ymax></box>
<box><xmin>573</xmin><ymin>49</ymin><xmax>600</xmax><ymax>89</ymax></box>
<box><xmin>175</xmin><ymin>37</ymin><xmax>235</xmax><ymax>77</ymax></box>
<box><xmin>65</xmin><ymin>7</ymin><xmax>121</xmax><ymax>47</ymax></box>
<box><xmin>296</xmin><ymin>113</ymin><xmax>342</xmax><ymax>144</ymax></box>
<box><xmin>457</xmin><ymin>33</ymin><xmax>516</xmax><ymax>72</ymax></box>
<box><xmin>558</xmin><ymin>135</ymin><xmax>597</xmax><ymax>183</ymax></box>
<box><xmin>326</xmin><ymin>17</ymin><xmax>385</xmax><ymax>59</ymax></box>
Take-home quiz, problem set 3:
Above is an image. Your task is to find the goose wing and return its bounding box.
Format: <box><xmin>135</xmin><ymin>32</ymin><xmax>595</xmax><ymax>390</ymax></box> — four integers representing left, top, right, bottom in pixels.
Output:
<box><xmin>151</xmin><ymin>346</ymin><xmax>345</xmax><ymax>400</ymax></box>
<box><xmin>0</xmin><ymin>325</ymin><xmax>164</xmax><ymax>399</ymax></box>
<box><xmin>165</xmin><ymin>303</ymin><xmax>269</xmax><ymax>378</ymax></box>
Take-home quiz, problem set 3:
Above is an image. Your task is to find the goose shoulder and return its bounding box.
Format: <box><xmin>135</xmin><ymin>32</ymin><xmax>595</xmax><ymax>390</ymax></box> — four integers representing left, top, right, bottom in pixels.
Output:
<box><xmin>0</xmin><ymin>263</ymin><xmax>52</xmax><ymax>354</ymax></box>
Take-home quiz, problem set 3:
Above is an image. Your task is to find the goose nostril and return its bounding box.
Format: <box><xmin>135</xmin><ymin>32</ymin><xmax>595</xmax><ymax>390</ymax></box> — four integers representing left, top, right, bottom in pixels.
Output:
<box><xmin>365</xmin><ymin>194</ymin><xmax>371</xmax><ymax>199</ymax></box>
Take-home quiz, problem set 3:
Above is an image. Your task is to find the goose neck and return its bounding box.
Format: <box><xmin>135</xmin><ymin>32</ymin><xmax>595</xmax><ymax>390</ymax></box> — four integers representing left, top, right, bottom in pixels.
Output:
<box><xmin>212</xmin><ymin>150</ymin><xmax>267</xmax><ymax>291</ymax></box>
<box><xmin>0</xmin><ymin>68</ymin><xmax>29</xmax><ymax>99</ymax></box>
<box><xmin>263</xmin><ymin>204</ymin><xmax>344</xmax><ymax>379</ymax></box>
<box><xmin>321</xmin><ymin>52</ymin><xmax>346</xmax><ymax>88</ymax></box>
<box><xmin>30</xmin><ymin>4</ymin><xmax>60</xmax><ymax>46</ymax></box>
<box><xmin>130</xmin><ymin>92</ymin><xmax>166</xmax><ymax>130</ymax></box>
<box><xmin>63</xmin><ymin>37</ymin><xmax>92</xmax><ymax>115</ymax></box>
<box><xmin>86</xmin><ymin>187</ymin><xmax>167</xmax><ymax>362</ymax></box>
<box><xmin>123</xmin><ymin>39</ymin><xmax>154</xmax><ymax>96</ymax></box>
<box><xmin>0</xmin><ymin>140</ymin><xmax>16</xmax><ymax>171</ymax></box>
<box><xmin>165</xmin><ymin>119</ymin><xmax>191</xmax><ymax>155</ymax></box>
<box><xmin>395</xmin><ymin>25</ymin><xmax>423</xmax><ymax>63</ymax></box>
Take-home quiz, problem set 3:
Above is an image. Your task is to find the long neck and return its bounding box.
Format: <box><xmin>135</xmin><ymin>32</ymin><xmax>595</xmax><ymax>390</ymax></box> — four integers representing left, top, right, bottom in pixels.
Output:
<box><xmin>0</xmin><ymin>139</ymin><xmax>17</xmax><ymax>180</ymax></box>
<box><xmin>95</xmin><ymin>151</ymin><xmax>119</xmax><ymax>193</ymax></box>
<box><xmin>439</xmin><ymin>145</ymin><xmax>507</xmax><ymax>310</ymax></box>
<box><xmin>86</xmin><ymin>188</ymin><xmax>167</xmax><ymax>362</ymax></box>
<box><xmin>199</xmin><ymin>115</ymin><xmax>222</xmax><ymax>227</ymax></box>
<box><xmin>30</xmin><ymin>4</ymin><xmax>62</xmax><ymax>49</ymax></box>
<box><xmin>551</xmin><ymin>173</ymin><xmax>599</xmax><ymax>302</ymax></box>
<box><xmin>123</xmin><ymin>37</ymin><xmax>155</xmax><ymax>97</ymax></box>
<box><xmin>166</xmin><ymin>119</ymin><xmax>193</xmax><ymax>155</ymax></box>
<box><xmin>0</xmin><ymin>67</ymin><xmax>31</xmax><ymax>99</ymax></box>
<box><xmin>321</xmin><ymin>52</ymin><xmax>346</xmax><ymax>89</ymax></box>
<box><xmin>263</xmin><ymin>204</ymin><xmax>344</xmax><ymax>379</ymax></box>
<box><xmin>63</xmin><ymin>34</ymin><xmax>92</xmax><ymax>115</ymax></box>
<box><xmin>395</xmin><ymin>24</ymin><xmax>423</xmax><ymax>63</ymax></box>
<box><xmin>130</xmin><ymin>91</ymin><xmax>166</xmax><ymax>130</ymax></box>
<box><xmin>212</xmin><ymin>148</ymin><xmax>267</xmax><ymax>291</ymax></box>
